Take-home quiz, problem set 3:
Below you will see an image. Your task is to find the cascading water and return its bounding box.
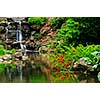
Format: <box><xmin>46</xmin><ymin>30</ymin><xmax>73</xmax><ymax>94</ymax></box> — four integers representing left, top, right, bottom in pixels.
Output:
<box><xmin>16</xmin><ymin>22</ymin><xmax>27</xmax><ymax>56</ymax></box>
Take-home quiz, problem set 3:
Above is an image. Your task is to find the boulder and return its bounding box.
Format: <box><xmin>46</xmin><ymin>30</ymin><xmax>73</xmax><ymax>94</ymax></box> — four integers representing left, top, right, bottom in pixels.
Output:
<box><xmin>14</xmin><ymin>52</ymin><xmax>22</xmax><ymax>58</ymax></box>
<box><xmin>0</xmin><ymin>58</ymin><xmax>3</xmax><ymax>62</ymax></box>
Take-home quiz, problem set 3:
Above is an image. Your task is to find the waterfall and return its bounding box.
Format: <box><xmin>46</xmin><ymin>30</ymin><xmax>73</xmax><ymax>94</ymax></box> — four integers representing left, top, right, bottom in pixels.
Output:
<box><xmin>19</xmin><ymin>65</ymin><xmax>23</xmax><ymax>81</ymax></box>
<box><xmin>15</xmin><ymin>21</ymin><xmax>27</xmax><ymax>55</ymax></box>
<box><xmin>5</xmin><ymin>22</ymin><xmax>10</xmax><ymax>41</ymax></box>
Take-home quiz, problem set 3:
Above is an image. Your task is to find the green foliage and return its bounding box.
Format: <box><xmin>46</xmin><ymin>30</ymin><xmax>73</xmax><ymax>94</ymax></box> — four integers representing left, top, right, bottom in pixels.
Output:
<box><xmin>73</xmin><ymin>17</ymin><xmax>100</xmax><ymax>45</ymax></box>
<box><xmin>0</xmin><ymin>41</ymin><xmax>5</xmax><ymax>45</ymax></box>
<box><xmin>0</xmin><ymin>63</ymin><xmax>16</xmax><ymax>72</ymax></box>
<box><xmin>56</xmin><ymin>18</ymin><xmax>80</xmax><ymax>46</ymax></box>
<box><xmin>34</xmin><ymin>32</ymin><xmax>40</xmax><ymax>39</ymax></box>
<box><xmin>0</xmin><ymin>45</ymin><xmax>16</xmax><ymax>56</ymax></box>
<box><xmin>56</xmin><ymin>17</ymin><xmax>100</xmax><ymax>46</ymax></box>
<box><xmin>49</xmin><ymin>43</ymin><xmax>100</xmax><ymax>62</ymax></box>
<box><xmin>49</xmin><ymin>17</ymin><xmax>66</xmax><ymax>29</ymax></box>
<box><xmin>97</xmin><ymin>72</ymin><xmax>100</xmax><ymax>81</ymax></box>
<box><xmin>28</xmin><ymin>17</ymin><xmax>47</xmax><ymax>25</ymax></box>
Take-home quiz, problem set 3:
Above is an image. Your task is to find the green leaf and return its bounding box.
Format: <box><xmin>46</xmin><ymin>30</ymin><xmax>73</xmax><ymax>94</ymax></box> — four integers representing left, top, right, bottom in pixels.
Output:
<box><xmin>97</xmin><ymin>72</ymin><xmax>100</xmax><ymax>81</ymax></box>
<box><xmin>92</xmin><ymin>64</ymin><xmax>98</xmax><ymax>69</ymax></box>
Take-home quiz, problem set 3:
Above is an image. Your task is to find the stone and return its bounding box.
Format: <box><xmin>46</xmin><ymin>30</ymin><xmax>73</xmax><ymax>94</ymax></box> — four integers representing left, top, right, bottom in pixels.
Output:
<box><xmin>79</xmin><ymin>58</ymin><xmax>87</xmax><ymax>65</ymax></box>
<box><xmin>2</xmin><ymin>56</ymin><xmax>8</xmax><ymax>60</ymax></box>
<box><xmin>3</xmin><ymin>61</ymin><xmax>8</xmax><ymax>63</ymax></box>
<box><xmin>14</xmin><ymin>52</ymin><xmax>22</xmax><ymax>58</ymax></box>
<box><xmin>39</xmin><ymin>46</ymin><xmax>48</xmax><ymax>54</ymax></box>
<box><xmin>22</xmin><ymin>56</ymin><xmax>28</xmax><ymax>61</ymax></box>
<box><xmin>0</xmin><ymin>26</ymin><xmax>4</xmax><ymax>32</ymax></box>
<box><xmin>73</xmin><ymin>62</ymin><xmax>78</xmax><ymax>68</ymax></box>
<box><xmin>8</xmin><ymin>60</ymin><xmax>12</xmax><ymax>64</ymax></box>
<box><xmin>6</xmin><ymin>54</ymin><xmax>12</xmax><ymax>58</ymax></box>
<box><xmin>0</xmin><ymin>58</ymin><xmax>3</xmax><ymax>62</ymax></box>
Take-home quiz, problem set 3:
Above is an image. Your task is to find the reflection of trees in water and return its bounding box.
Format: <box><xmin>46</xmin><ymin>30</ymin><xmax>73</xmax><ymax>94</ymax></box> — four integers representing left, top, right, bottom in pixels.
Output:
<box><xmin>3</xmin><ymin>60</ymin><xmax>33</xmax><ymax>82</ymax></box>
<box><xmin>3</xmin><ymin>54</ymin><xmax>51</xmax><ymax>83</ymax></box>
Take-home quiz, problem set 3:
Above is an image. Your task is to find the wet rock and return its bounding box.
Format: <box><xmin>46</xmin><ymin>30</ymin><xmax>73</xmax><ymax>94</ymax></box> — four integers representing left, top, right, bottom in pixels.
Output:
<box><xmin>0</xmin><ymin>26</ymin><xmax>4</xmax><ymax>33</ymax></box>
<box><xmin>2</xmin><ymin>54</ymin><xmax>12</xmax><ymax>60</ymax></box>
<box><xmin>79</xmin><ymin>58</ymin><xmax>87</xmax><ymax>66</ymax></box>
<box><xmin>9</xmin><ymin>17</ymin><xmax>25</xmax><ymax>22</ymax></box>
<box><xmin>73</xmin><ymin>62</ymin><xmax>78</xmax><ymax>68</ymax></box>
<box><xmin>6</xmin><ymin>54</ymin><xmax>12</xmax><ymax>58</ymax></box>
<box><xmin>2</xmin><ymin>56</ymin><xmax>8</xmax><ymax>60</ymax></box>
<box><xmin>39</xmin><ymin>46</ymin><xmax>48</xmax><ymax>54</ymax></box>
<box><xmin>0</xmin><ymin>17</ymin><xmax>7</xmax><ymax>23</ymax></box>
<box><xmin>31</xmin><ymin>25</ymin><xmax>40</xmax><ymax>30</ymax></box>
<box><xmin>14</xmin><ymin>52</ymin><xmax>22</xmax><ymax>58</ymax></box>
<box><xmin>3</xmin><ymin>61</ymin><xmax>8</xmax><ymax>63</ymax></box>
<box><xmin>8</xmin><ymin>60</ymin><xmax>12</xmax><ymax>64</ymax></box>
<box><xmin>31</xmin><ymin>31</ymin><xmax>36</xmax><ymax>36</ymax></box>
<box><xmin>0</xmin><ymin>58</ymin><xmax>3</xmax><ymax>62</ymax></box>
<box><xmin>22</xmin><ymin>56</ymin><xmax>28</xmax><ymax>61</ymax></box>
<box><xmin>15</xmin><ymin>58</ymin><xmax>20</xmax><ymax>61</ymax></box>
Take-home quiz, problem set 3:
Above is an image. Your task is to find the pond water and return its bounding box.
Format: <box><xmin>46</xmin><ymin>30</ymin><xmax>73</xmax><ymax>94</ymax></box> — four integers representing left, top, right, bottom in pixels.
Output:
<box><xmin>0</xmin><ymin>54</ymin><xmax>49</xmax><ymax>83</ymax></box>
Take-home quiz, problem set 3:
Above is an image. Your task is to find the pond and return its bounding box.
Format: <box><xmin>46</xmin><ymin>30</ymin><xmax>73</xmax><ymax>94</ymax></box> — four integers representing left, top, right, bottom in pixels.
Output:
<box><xmin>0</xmin><ymin>54</ymin><xmax>50</xmax><ymax>83</ymax></box>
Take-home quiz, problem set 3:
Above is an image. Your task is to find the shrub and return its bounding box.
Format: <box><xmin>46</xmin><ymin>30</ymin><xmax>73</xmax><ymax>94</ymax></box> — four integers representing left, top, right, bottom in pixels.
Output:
<box><xmin>49</xmin><ymin>17</ymin><xmax>67</xmax><ymax>29</ymax></box>
<box><xmin>56</xmin><ymin>17</ymin><xmax>100</xmax><ymax>46</ymax></box>
<box><xmin>0</xmin><ymin>45</ymin><xmax>16</xmax><ymax>56</ymax></box>
<box><xmin>0</xmin><ymin>63</ymin><xmax>16</xmax><ymax>72</ymax></box>
<box><xmin>28</xmin><ymin>17</ymin><xmax>47</xmax><ymax>25</ymax></box>
<box><xmin>56</xmin><ymin>18</ymin><xmax>80</xmax><ymax>46</ymax></box>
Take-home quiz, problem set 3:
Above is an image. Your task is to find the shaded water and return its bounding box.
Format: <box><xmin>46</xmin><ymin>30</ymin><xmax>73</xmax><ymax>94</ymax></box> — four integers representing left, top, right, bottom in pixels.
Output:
<box><xmin>0</xmin><ymin>56</ymin><xmax>48</xmax><ymax>83</ymax></box>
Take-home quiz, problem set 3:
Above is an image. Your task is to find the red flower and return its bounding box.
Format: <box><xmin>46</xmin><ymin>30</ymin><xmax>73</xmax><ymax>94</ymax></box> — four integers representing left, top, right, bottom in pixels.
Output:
<box><xmin>60</xmin><ymin>75</ymin><xmax>65</xmax><ymax>80</ymax></box>
<box><xmin>57</xmin><ymin>58</ymin><xmax>64</xmax><ymax>63</ymax></box>
<box><xmin>60</xmin><ymin>54</ymin><xmax>64</xmax><ymax>58</ymax></box>
<box><xmin>66</xmin><ymin>74</ymin><xmax>70</xmax><ymax>79</ymax></box>
<box><xmin>64</xmin><ymin>61</ymin><xmax>72</xmax><ymax>67</ymax></box>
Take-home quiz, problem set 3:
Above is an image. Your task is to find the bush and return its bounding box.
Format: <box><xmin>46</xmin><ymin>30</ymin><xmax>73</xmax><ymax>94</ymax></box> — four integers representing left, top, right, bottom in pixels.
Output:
<box><xmin>0</xmin><ymin>45</ymin><xmax>16</xmax><ymax>56</ymax></box>
<box><xmin>28</xmin><ymin>17</ymin><xmax>47</xmax><ymax>25</ymax></box>
<box><xmin>49</xmin><ymin>43</ymin><xmax>100</xmax><ymax>63</ymax></box>
<box><xmin>49</xmin><ymin>17</ymin><xmax>67</xmax><ymax>29</ymax></box>
<box><xmin>0</xmin><ymin>63</ymin><xmax>16</xmax><ymax>72</ymax></box>
<box><xmin>56</xmin><ymin>17</ymin><xmax>100</xmax><ymax>46</ymax></box>
<box><xmin>56</xmin><ymin>18</ymin><xmax>80</xmax><ymax>46</ymax></box>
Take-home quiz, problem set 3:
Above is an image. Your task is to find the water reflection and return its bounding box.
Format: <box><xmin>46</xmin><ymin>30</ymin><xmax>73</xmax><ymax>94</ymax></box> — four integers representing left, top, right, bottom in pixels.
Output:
<box><xmin>0</xmin><ymin>54</ymin><xmax>50</xmax><ymax>83</ymax></box>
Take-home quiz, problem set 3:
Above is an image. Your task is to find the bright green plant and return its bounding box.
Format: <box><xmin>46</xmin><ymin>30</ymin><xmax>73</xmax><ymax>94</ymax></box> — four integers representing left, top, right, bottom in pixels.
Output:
<box><xmin>55</xmin><ymin>17</ymin><xmax>100</xmax><ymax>46</ymax></box>
<box><xmin>75</xmin><ymin>51</ymin><xmax>100</xmax><ymax>81</ymax></box>
<box><xmin>56</xmin><ymin>18</ymin><xmax>80</xmax><ymax>46</ymax></box>
<box><xmin>0</xmin><ymin>63</ymin><xmax>16</xmax><ymax>72</ymax></box>
<box><xmin>0</xmin><ymin>45</ymin><xmax>16</xmax><ymax>56</ymax></box>
<box><xmin>97</xmin><ymin>72</ymin><xmax>100</xmax><ymax>81</ymax></box>
<box><xmin>34</xmin><ymin>32</ymin><xmax>40</xmax><ymax>39</ymax></box>
<box><xmin>28</xmin><ymin>17</ymin><xmax>47</xmax><ymax>25</ymax></box>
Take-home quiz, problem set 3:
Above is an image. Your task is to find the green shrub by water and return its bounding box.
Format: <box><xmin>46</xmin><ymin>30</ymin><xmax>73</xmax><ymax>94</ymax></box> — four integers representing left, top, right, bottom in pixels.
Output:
<box><xmin>0</xmin><ymin>45</ymin><xmax>16</xmax><ymax>56</ymax></box>
<box><xmin>0</xmin><ymin>63</ymin><xmax>16</xmax><ymax>72</ymax></box>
